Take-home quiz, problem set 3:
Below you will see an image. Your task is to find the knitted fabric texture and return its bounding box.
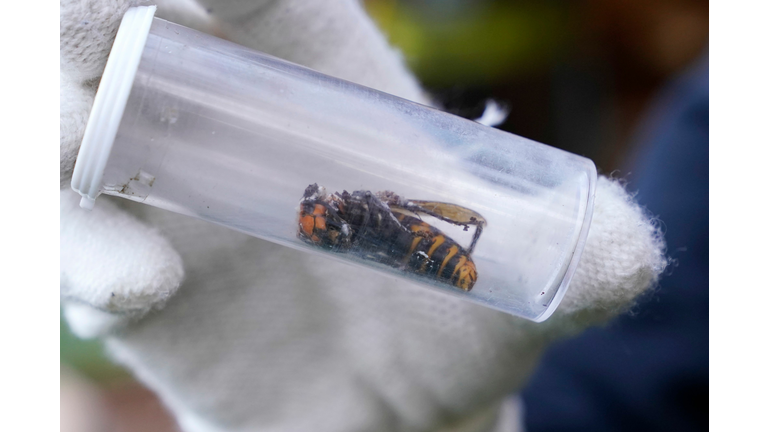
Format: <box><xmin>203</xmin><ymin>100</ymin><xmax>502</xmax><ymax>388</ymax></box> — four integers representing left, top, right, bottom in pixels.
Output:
<box><xmin>60</xmin><ymin>1</ymin><xmax>667</xmax><ymax>431</ymax></box>
<box><xmin>556</xmin><ymin>176</ymin><xmax>666</xmax><ymax>324</ymax></box>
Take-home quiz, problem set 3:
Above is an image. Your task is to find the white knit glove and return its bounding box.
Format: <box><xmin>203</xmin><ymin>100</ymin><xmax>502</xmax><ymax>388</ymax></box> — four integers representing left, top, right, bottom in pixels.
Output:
<box><xmin>60</xmin><ymin>1</ymin><xmax>667</xmax><ymax>431</ymax></box>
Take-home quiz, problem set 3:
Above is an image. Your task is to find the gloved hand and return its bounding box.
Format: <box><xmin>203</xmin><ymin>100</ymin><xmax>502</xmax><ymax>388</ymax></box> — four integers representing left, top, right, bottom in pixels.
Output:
<box><xmin>60</xmin><ymin>1</ymin><xmax>667</xmax><ymax>431</ymax></box>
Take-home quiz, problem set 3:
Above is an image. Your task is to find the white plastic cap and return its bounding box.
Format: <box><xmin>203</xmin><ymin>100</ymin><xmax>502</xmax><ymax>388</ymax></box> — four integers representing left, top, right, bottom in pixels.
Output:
<box><xmin>70</xmin><ymin>6</ymin><xmax>157</xmax><ymax>210</ymax></box>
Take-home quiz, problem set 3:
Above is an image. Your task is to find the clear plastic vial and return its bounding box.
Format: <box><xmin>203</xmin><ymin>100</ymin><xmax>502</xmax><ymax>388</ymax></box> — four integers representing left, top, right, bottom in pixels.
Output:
<box><xmin>72</xmin><ymin>6</ymin><xmax>596</xmax><ymax>322</ymax></box>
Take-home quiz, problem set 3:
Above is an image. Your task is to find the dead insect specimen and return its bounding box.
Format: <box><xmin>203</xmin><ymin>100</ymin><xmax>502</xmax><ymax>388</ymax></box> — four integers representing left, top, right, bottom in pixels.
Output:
<box><xmin>298</xmin><ymin>184</ymin><xmax>486</xmax><ymax>291</ymax></box>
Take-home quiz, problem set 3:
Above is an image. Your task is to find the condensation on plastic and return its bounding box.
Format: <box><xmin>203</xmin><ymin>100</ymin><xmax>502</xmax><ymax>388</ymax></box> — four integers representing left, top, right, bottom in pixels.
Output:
<box><xmin>75</xmin><ymin>12</ymin><xmax>596</xmax><ymax>322</ymax></box>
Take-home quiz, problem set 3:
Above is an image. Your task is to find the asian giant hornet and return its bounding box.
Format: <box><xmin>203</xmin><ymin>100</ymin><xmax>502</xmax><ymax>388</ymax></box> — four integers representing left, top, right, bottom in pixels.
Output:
<box><xmin>298</xmin><ymin>184</ymin><xmax>486</xmax><ymax>291</ymax></box>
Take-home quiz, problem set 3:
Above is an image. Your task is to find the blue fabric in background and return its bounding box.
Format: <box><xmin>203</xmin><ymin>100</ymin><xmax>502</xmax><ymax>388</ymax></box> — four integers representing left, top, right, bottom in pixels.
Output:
<box><xmin>521</xmin><ymin>53</ymin><xmax>709</xmax><ymax>431</ymax></box>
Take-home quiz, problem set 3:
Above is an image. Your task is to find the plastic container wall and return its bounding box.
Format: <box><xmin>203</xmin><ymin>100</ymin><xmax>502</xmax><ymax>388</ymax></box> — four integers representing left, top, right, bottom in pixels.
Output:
<box><xmin>72</xmin><ymin>7</ymin><xmax>596</xmax><ymax>322</ymax></box>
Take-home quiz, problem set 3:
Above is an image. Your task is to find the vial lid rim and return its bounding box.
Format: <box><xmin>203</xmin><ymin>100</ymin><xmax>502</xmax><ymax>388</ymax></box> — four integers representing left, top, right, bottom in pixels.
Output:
<box><xmin>70</xmin><ymin>5</ymin><xmax>157</xmax><ymax>209</ymax></box>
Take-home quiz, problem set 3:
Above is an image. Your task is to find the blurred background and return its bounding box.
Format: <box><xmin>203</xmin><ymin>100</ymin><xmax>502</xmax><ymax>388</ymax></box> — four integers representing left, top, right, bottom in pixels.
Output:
<box><xmin>61</xmin><ymin>0</ymin><xmax>709</xmax><ymax>430</ymax></box>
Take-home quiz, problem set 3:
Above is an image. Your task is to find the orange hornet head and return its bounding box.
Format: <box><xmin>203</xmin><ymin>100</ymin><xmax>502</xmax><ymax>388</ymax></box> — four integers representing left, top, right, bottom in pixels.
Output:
<box><xmin>299</xmin><ymin>203</ymin><xmax>325</xmax><ymax>244</ymax></box>
<box><xmin>298</xmin><ymin>184</ymin><xmax>351</xmax><ymax>250</ymax></box>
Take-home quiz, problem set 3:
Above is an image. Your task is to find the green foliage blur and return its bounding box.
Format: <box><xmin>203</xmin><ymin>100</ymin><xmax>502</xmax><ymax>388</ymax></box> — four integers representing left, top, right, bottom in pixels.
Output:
<box><xmin>61</xmin><ymin>314</ymin><xmax>129</xmax><ymax>382</ymax></box>
<box><xmin>366</xmin><ymin>0</ymin><xmax>569</xmax><ymax>86</ymax></box>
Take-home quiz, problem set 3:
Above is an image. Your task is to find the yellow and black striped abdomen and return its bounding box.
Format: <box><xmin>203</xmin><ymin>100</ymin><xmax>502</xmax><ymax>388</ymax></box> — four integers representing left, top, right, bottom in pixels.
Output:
<box><xmin>397</xmin><ymin>215</ymin><xmax>478</xmax><ymax>291</ymax></box>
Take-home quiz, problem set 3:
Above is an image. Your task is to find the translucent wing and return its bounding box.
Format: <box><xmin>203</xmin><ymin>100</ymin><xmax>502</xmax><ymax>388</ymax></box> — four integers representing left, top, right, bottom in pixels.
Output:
<box><xmin>388</xmin><ymin>199</ymin><xmax>486</xmax><ymax>255</ymax></box>
<box><xmin>404</xmin><ymin>201</ymin><xmax>487</xmax><ymax>227</ymax></box>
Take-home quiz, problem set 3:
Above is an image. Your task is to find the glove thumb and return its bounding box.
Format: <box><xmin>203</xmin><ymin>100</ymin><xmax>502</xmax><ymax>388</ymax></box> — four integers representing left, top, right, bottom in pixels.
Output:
<box><xmin>61</xmin><ymin>190</ymin><xmax>184</xmax><ymax>338</ymax></box>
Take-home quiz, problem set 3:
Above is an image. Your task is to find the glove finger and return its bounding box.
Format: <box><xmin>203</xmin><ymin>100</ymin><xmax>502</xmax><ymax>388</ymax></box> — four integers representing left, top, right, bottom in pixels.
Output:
<box><xmin>153</xmin><ymin>0</ymin><xmax>221</xmax><ymax>36</ymax></box>
<box><xmin>61</xmin><ymin>190</ymin><xmax>185</xmax><ymax>337</ymax></box>
<box><xmin>195</xmin><ymin>0</ymin><xmax>430</xmax><ymax>104</ymax></box>
<box><xmin>185</xmin><ymin>0</ymin><xmax>273</xmax><ymax>22</ymax></box>
<box><xmin>60</xmin><ymin>0</ymin><xmax>139</xmax><ymax>82</ymax></box>
<box><xmin>548</xmin><ymin>176</ymin><xmax>667</xmax><ymax>329</ymax></box>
